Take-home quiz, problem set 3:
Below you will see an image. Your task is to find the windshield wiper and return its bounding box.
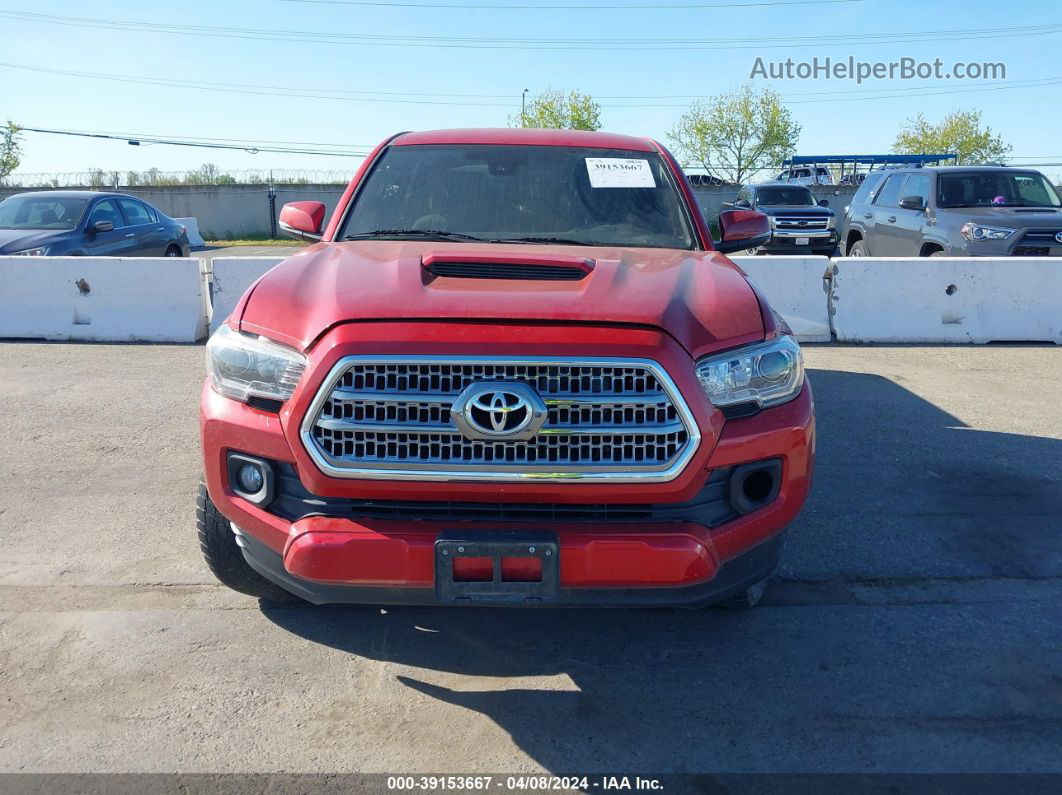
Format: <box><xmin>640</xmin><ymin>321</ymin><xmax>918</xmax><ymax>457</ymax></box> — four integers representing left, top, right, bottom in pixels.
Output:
<box><xmin>343</xmin><ymin>229</ymin><xmax>485</xmax><ymax>242</ymax></box>
<box><xmin>489</xmin><ymin>236</ymin><xmax>592</xmax><ymax>246</ymax></box>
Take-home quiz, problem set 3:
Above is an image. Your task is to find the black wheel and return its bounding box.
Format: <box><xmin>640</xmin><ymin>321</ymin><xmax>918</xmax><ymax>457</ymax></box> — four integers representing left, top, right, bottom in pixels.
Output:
<box><xmin>847</xmin><ymin>239</ymin><xmax>867</xmax><ymax>257</ymax></box>
<box><xmin>196</xmin><ymin>482</ymin><xmax>303</xmax><ymax>604</ymax></box>
<box><xmin>165</xmin><ymin>245</ymin><xmax>182</xmax><ymax>257</ymax></box>
<box><xmin>720</xmin><ymin>576</ymin><xmax>769</xmax><ymax>610</ymax></box>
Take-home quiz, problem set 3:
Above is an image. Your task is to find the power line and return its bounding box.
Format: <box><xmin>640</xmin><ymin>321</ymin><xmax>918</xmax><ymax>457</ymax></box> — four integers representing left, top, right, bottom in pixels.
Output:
<box><xmin>276</xmin><ymin>0</ymin><xmax>866</xmax><ymax>8</ymax></box>
<box><xmin>18</xmin><ymin>127</ymin><xmax>372</xmax><ymax>157</ymax></box>
<box><xmin>619</xmin><ymin>77</ymin><xmax>1062</xmax><ymax>107</ymax></box>
<box><xmin>16</xmin><ymin>125</ymin><xmax>375</xmax><ymax>150</ymax></box>
<box><xmin>4</xmin><ymin>61</ymin><xmax>1061</xmax><ymax>109</ymax></box>
<box><xmin>0</xmin><ymin>62</ymin><xmax>508</xmax><ymax>107</ymax></box>
<box><xmin>17</xmin><ymin>124</ymin><xmax>1059</xmax><ymax>164</ymax></box>
<box><xmin>1</xmin><ymin>11</ymin><xmax>1059</xmax><ymax>50</ymax></box>
<box><xmin>18</xmin><ymin>127</ymin><xmax>376</xmax><ymax>149</ymax></box>
<box><xmin>9</xmin><ymin>59</ymin><xmax>1059</xmax><ymax>102</ymax></box>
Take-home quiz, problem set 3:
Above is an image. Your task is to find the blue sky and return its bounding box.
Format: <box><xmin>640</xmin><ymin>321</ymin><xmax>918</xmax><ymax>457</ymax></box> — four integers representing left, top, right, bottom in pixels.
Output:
<box><xmin>2</xmin><ymin>0</ymin><xmax>1061</xmax><ymax>180</ymax></box>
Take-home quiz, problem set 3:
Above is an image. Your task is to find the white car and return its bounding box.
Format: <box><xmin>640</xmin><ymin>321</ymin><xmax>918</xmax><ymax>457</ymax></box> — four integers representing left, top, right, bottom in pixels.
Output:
<box><xmin>775</xmin><ymin>167</ymin><xmax>834</xmax><ymax>186</ymax></box>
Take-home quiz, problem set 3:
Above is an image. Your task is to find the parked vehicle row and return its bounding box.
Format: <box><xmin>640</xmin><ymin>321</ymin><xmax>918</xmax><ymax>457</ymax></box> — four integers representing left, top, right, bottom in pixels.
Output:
<box><xmin>839</xmin><ymin>166</ymin><xmax>1062</xmax><ymax>257</ymax></box>
<box><xmin>0</xmin><ymin>190</ymin><xmax>191</xmax><ymax>257</ymax></box>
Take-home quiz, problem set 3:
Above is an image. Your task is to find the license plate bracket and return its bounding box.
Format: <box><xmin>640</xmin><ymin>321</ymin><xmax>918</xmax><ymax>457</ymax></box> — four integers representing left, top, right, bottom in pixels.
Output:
<box><xmin>795</xmin><ymin>236</ymin><xmax>810</xmax><ymax>246</ymax></box>
<box><xmin>435</xmin><ymin>531</ymin><xmax>560</xmax><ymax>604</ymax></box>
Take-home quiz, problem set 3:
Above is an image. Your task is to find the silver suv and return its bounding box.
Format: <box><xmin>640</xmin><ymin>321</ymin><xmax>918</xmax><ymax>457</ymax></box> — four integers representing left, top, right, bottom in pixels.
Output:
<box><xmin>839</xmin><ymin>166</ymin><xmax>1062</xmax><ymax>257</ymax></box>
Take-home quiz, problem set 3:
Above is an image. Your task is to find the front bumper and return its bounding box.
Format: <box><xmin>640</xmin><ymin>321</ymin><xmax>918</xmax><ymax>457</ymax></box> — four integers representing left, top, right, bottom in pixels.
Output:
<box><xmin>201</xmin><ymin>324</ymin><xmax>815</xmax><ymax>606</ymax></box>
<box><xmin>763</xmin><ymin>229</ymin><xmax>839</xmax><ymax>252</ymax></box>
<box><xmin>235</xmin><ymin>521</ymin><xmax>786</xmax><ymax>607</ymax></box>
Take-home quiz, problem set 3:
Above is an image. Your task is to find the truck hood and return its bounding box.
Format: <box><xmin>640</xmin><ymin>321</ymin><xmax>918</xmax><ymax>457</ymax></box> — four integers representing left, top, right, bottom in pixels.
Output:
<box><xmin>237</xmin><ymin>241</ymin><xmax>765</xmax><ymax>356</ymax></box>
<box><xmin>759</xmin><ymin>205</ymin><xmax>835</xmax><ymax>217</ymax></box>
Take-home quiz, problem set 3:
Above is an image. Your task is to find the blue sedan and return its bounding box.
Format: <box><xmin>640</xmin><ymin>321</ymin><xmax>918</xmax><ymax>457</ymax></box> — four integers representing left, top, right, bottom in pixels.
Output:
<box><xmin>0</xmin><ymin>190</ymin><xmax>191</xmax><ymax>257</ymax></box>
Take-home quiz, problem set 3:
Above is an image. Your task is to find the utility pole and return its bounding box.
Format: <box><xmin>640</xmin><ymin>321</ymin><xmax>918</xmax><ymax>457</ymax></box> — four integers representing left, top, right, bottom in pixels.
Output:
<box><xmin>268</xmin><ymin>169</ymin><xmax>277</xmax><ymax>239</ymax></box>
<box><xmin>521</xmin><ymin>88</ymin><xmax>529</xmax><ymax>125</ymax></box>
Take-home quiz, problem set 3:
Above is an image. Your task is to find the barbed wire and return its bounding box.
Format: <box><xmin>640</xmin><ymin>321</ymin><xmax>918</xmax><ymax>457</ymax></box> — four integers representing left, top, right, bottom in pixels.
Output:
<box><xmin>1</xmin><ymin>169</ymin><xmax>356</xmax><ymax>188</ymax></box>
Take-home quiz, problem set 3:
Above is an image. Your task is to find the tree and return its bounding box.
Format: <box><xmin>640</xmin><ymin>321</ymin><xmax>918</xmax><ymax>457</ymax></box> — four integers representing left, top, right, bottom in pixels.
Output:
<box><xmin>667</xmin><ymin>85</ymin><xmax>800</xmax><ymax>185</ymax></box>
<box><xmin>87</xmin><ymin>168</ymin><xmax>110</xmax><ymax>188</ymax></box>
<box><xmin>892</xmin><ymin>110</ymin><xmax>1011</xmax><ymax>165</ymax></box>
<box><xmin>0</xmin><ymin>120</ymin><xmax>22</xmax><ymax>182</ymax></box>
<box><xmin>513</xmin><ymin>89</ymin><xmax>601</xmax><ymax>131</ymax></box>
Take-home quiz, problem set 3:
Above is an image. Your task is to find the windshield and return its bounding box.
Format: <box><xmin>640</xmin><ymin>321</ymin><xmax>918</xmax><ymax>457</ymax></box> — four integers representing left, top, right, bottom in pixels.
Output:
<box><xmin>340</xmin><ymin>144</ymin><xmax>696</xmax><ymax>249</ymax></box>
<box><xmin>0</xmin><ymin>196</ymin><xmax>89</xmax><ymax>230</ymax></box>
<box><xmin>937</xmin><ymin>171</ymin><xmax>1062</xmax><ymax>208</ymax></box>
<box><xmin>756</xmin><ymin>186</ymin><xmax>816</xmax><ymax>206</ymax></box>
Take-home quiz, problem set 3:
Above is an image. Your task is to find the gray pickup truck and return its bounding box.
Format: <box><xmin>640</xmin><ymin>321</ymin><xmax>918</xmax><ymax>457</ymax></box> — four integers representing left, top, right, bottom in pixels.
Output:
<box><xmin>730</xmin><ymin>183</ymin><xmax>839</xmax><ymax>255</ymax></box>
<box><xmin>840</xmin><ymin>166</ymin><xmax>1062</xmax><ymax>257</ymax></box>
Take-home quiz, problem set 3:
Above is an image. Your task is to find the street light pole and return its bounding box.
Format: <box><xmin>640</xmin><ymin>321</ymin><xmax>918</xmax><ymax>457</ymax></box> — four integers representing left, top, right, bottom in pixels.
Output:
<box><xmin>521</xmin><ymin>88</ymin><xmax>529</xmax><ymax>124</ymax></box>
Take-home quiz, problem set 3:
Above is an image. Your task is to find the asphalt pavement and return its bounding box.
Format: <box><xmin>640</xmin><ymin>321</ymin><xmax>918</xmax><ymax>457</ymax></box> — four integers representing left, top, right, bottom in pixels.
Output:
<box><xmin>0</xmin><ymin>344</ymin><xmax>1059</xmax><ymax>776</ymax></box>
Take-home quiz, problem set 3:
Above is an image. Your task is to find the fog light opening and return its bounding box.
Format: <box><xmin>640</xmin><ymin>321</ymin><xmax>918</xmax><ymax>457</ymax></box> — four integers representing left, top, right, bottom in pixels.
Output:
<box><xmin>729</xmin><ymin>459</ymin><xmax>783</xmax><ymax>516</ymax></box>
<box><xmin>742</xmin><ymin>470</ymin><xmax>774</xmax><ymax>504</ymax></box>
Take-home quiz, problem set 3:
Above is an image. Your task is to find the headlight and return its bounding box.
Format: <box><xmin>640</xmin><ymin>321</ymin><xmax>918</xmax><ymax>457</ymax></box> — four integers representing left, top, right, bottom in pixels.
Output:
<box><xmin>766</xmin><ymin>215</ymin><xmax>777</xmax><ymax>229</ymax></box>
<box><xmin>205</xmin><ymin>324</ymin><xmax>306</xmax><ymax>403</ymax></box>
<box><xmin>696</xmin><ymin>335</ymin><xmax>804</xmax><ymax>411</ymax></box>
<box><xmin>13</xmin><ymin>247</ymin><xmax>48</xmax><ymax>256</ymax></box>
<box><xmin>826</xmin><ymin>215</ymin><xmax>837</xmax><ymax>229</ymax></box>
<box><xmin>960</xmin><ymin>223</ymin><xmax>1014</xmax><ymax>242</ymax></box>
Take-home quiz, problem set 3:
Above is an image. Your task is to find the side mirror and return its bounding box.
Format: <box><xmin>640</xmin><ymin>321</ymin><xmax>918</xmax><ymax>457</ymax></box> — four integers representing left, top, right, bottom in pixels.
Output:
<box><xmin>91</xmin><ymin>220</ymin><xmax>114</xmax><ymax>233</ymax></box>
<box><xmin>818</xmin><ymin>199</ymin><xmax>830</xmax><ymax>207</ymax></box>
<box><xmin>899</xmin><ymin>195</ymin><xmax>926</xmax><ymax>211</ymax></box>
<box><xmin>714</xmin><ymin>209</ymin><xmax>771</xmax><ymax>254</ymax></box>
<box><xmin>278</xmin><ymin>201</ymin><xmax>326</xmax><ymax>242</ymax></box>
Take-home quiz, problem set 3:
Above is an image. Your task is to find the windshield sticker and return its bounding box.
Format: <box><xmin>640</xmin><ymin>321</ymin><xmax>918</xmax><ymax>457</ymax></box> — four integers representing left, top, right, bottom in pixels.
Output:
<box><xmin>585</xmin><ymin>158</ymin><xmax>656</xmax><ymax>188</ymax></box>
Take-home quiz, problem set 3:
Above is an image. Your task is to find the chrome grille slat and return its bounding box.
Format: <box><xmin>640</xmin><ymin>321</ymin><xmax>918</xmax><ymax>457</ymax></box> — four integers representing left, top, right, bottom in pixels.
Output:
<box><xmin>329</xmin><ymin>390</ymin><xmax>672</xmax><ymax>405</ymax></box>
<box><xmin>300</xmin><ymin>357</ymin><xmax>700</xmax><ymax>482</ymax></box>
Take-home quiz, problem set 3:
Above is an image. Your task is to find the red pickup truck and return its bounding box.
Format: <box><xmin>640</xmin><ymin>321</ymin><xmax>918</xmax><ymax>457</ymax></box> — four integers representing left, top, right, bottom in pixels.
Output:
<box><xmin>198</xmin><ymin>128</ymin><xmax>814</xmax><ymax>608</ymax></box>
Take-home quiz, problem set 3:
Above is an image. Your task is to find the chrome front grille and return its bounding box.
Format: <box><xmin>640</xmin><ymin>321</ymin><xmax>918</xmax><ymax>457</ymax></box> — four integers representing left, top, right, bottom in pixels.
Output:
<box><xmin>300</xmin><ymin>357</ymin><xmax>700</xmax><ymax>482</ymax></box>
<box><xmin>772</xmin><ymin>213</ymin><xmax>829</xmax><ymax>230</ymax></box>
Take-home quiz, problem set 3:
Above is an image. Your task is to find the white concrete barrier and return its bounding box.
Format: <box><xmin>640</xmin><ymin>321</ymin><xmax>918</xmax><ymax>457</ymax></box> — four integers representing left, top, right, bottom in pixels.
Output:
<box><xmin>831</xmin><ymin>257</ymin><xmax>1062</xmax><ymax>344</ymax></box>
<box><xmin>731</xmin><ymin>256</ymin><xmax>832</xmax><ymax>342</ymax></box>
<box><xmin>175</xmin><ymin>217</ymin><xmax>206</xmax><ymax>247</ymax></box>
<box><xmin>0</xmin><ymin>257</ymin><xmax>207</xmax><ymax>342</ymax></box>
<box><xmin>209</xmin><ymin>257</ymin><xmax>285</xmax><ymax>332</ymax></box>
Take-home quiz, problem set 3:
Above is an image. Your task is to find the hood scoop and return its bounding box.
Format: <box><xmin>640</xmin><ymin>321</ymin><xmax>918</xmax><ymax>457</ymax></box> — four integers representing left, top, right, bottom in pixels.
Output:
<box><xmin>422</xmin><ymin>250</ymin><xmax>594</xmax><ymax>282</ymax></box>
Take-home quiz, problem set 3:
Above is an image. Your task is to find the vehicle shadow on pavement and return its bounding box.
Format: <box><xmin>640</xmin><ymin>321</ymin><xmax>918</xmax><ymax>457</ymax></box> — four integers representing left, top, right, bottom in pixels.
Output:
<box><xmin>261</xmin><ymin>368</ymin><xmax>1062</xmax><ymax>773</ymax></box>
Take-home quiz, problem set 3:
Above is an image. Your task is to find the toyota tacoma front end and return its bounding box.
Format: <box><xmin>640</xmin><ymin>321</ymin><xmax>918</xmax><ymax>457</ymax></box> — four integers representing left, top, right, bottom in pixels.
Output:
<box><xmin>197</xmin><ymin>128</ymin><xmax>814</xmax><ymax>608</ymax></box>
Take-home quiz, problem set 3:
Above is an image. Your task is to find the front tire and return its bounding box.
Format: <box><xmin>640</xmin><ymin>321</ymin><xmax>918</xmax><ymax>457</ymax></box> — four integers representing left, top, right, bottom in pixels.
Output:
<box><xmin>847</xmin><ymin>239</ymin><xmax>867</xmax><ymax>257</ymax></box>
<box><xmin>196</xmin><ymin>482</ymin><xmax>303</xmax><ymax>604</ymax></box>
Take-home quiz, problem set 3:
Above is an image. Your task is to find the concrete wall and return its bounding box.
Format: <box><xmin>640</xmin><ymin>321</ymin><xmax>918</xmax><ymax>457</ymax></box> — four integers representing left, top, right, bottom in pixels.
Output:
<box><xmin>0</xmin><ymin>184</ymin><xmax>348</xmax><ymax>241</ymax></box>
<box><xmin>2</xmin><ymin>183</ymin><xmax>860</xmax><ymax>240</ymax></box>
<box><xmin>0</xmin><ymin>256</ymin><xmax>206</xmax><ymax>342</ymax></box>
